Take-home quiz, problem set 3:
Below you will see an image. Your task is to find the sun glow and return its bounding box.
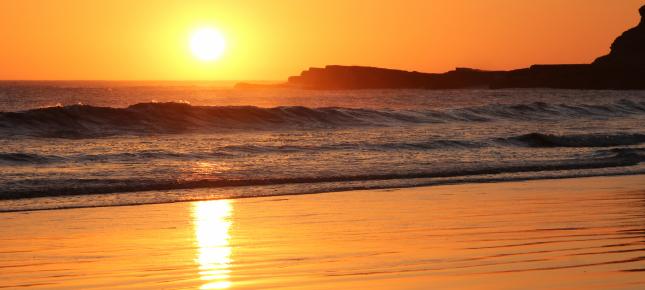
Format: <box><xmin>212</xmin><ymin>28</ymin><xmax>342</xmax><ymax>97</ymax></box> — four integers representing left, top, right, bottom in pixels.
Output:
<box><xmin>190</xmin><ymin>28</ymin><xmax>226</xmax><ymax>61</ymax></box>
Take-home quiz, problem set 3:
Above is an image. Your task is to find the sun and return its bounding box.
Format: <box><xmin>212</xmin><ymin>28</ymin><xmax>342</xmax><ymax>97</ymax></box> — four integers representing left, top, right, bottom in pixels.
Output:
<box><xmin>190</xmin><ymin>28</ymin><xmax>226</xmax><ymax>61</ymax></box>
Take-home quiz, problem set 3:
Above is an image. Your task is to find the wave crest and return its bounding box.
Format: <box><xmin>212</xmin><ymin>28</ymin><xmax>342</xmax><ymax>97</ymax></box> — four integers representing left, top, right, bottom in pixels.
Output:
<box><xmin>500</xmin><ymin>133</ymin><xmax>645</xmax><ymax>148</ymax></box>
<box><xmin>1</xmin><ymin>99</ymin><xmax>644</xmax><ymax>138</ymax></box>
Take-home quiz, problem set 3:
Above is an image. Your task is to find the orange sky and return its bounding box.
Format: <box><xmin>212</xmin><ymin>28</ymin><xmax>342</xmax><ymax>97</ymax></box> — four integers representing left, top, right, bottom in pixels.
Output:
<box><xmin>0</xmin><ymin>0</ymin><xmax>642</xmax><ymax>81</ymax></box>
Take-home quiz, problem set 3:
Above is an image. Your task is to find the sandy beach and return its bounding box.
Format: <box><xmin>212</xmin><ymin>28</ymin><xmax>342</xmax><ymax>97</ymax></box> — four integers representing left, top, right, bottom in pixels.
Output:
<box><xmin>1</xmin><ymin>175</ymin><xmax>644</xmax><ymax>289</ymax></box>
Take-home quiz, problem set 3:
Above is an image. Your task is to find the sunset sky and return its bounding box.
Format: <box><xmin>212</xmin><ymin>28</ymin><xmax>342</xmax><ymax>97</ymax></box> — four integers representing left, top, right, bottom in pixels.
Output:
<box><xmin>0</xmin><ymin>0</ymin><xmax>642</xmax><ymax>81</ymax></box>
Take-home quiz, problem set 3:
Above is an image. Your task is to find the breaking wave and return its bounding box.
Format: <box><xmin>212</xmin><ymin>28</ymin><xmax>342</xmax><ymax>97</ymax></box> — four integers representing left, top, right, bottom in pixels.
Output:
<box><xmin>1</xmin><ymin>99</ymin><xmax>644</xmax><ymax>138</ymax></box>
<box><xmin>2</xmin><ymin>132</ymin><xmax>644</xmax><ymax>166</ymax></box>
<box><xmin>1</xmin><ymin>146</ymin><xmax>643</xmax><ymax>200</ymax></box>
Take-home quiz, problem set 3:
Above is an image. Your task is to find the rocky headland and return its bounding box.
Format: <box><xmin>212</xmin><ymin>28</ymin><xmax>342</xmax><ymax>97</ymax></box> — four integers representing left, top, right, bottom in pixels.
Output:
<box><xmin>237</xmin><ymin>5</ymin><xmax>645</xmax><ymax>90</ymax></box>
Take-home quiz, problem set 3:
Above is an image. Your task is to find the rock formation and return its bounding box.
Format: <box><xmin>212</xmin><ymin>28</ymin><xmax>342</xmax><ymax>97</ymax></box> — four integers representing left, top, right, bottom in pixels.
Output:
<box><xmin>593</xmin><ymin>5</ymin><xmax>645</xmax><ymax>67</ymax></box>
<box><xmin>237</xmin><ymin>5</ymin><xmax>645</xmax><ymax>90</ymax></box>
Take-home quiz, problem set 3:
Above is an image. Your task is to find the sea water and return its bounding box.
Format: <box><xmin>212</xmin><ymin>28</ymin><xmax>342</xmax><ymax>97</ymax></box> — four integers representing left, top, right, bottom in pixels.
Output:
<box><xmin>1</xmin><ymin>82</ymin><xmax>644</xmax><ymax>211</ymax></box>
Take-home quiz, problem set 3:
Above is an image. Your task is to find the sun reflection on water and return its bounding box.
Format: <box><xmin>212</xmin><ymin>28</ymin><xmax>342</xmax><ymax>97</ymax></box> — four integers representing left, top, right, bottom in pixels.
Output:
<box><xmin>193</xmin><ymin>200</ymin><xmax>233</xmax><ymax>289</ymax></box>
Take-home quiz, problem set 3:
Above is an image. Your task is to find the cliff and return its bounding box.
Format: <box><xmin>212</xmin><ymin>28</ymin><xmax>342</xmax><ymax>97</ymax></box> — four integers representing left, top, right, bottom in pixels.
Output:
<box><xmin>237</xmin><ymin>5</ymin><xmax>645</xmax><ymax>90</ymax></box>
<box><xmin>283</xmin><ymin>66</ymin><xmax>506</xmax><ymax>89</ymax></box>
<box><xmin>593</xmin><ymin>5</ymin><xmax>645</xmax><ymax>67</ymax></box>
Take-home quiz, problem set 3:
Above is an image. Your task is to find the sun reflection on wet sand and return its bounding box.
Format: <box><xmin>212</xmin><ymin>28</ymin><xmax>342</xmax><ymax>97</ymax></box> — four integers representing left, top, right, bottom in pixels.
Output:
<box><xmin>0</xmin><ymin>176</ymin><xmax>643</xmax><ymax>289</ymax></box>
<box><xmin>193</xmin><ymin>200</ymin><xmax>233</xmax><ymax>289</ymax></box>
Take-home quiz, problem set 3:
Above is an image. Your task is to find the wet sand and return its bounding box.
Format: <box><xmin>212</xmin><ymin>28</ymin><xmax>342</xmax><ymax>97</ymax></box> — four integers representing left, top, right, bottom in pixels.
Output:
<box><xmin>1</xmin><ymin>175</ymin><xmax>644</xmax><ymax>289</ymax></box>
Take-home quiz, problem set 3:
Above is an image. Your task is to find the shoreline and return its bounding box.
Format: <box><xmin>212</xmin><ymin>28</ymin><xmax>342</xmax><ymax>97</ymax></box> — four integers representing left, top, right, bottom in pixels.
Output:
<box><xmin>1</xmin><ymin>170</ymin><xmax>644</xmax><ymax>213</ymax></box>
<box><xmin>1</xmin><ymin>174</ymin><xmax>643</xmax><ymax>289</ymax></box>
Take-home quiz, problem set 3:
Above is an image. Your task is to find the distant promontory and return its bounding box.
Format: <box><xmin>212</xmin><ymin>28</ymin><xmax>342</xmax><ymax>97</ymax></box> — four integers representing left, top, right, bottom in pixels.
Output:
<box><xmin>237</xmin><ymin>5</ymin><xmax>645</xmax><ymax>90</ymax></box>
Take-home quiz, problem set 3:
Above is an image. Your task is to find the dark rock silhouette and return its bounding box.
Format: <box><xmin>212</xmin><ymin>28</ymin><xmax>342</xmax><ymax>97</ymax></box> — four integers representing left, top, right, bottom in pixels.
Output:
<box><xmin>237</xmin><ymin>5</ymin><xmax>645</xmax><ymax>90</ymax></box>
<box><xmin>284</xmin><ymin>66</ymin><xmax>507</xmax><ymax>89</ymax></box>
<box><xmin>593</xmin><ymin>5</ymin><xmax>645</xmax><ymax>67</ymax></box>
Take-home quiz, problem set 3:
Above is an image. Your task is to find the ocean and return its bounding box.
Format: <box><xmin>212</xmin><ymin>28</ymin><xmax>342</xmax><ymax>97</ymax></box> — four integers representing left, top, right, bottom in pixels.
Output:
<box><xmin>1</xmin><ymin>82</ymin><xmax>644</xmax><ymax>211</ymax></box>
